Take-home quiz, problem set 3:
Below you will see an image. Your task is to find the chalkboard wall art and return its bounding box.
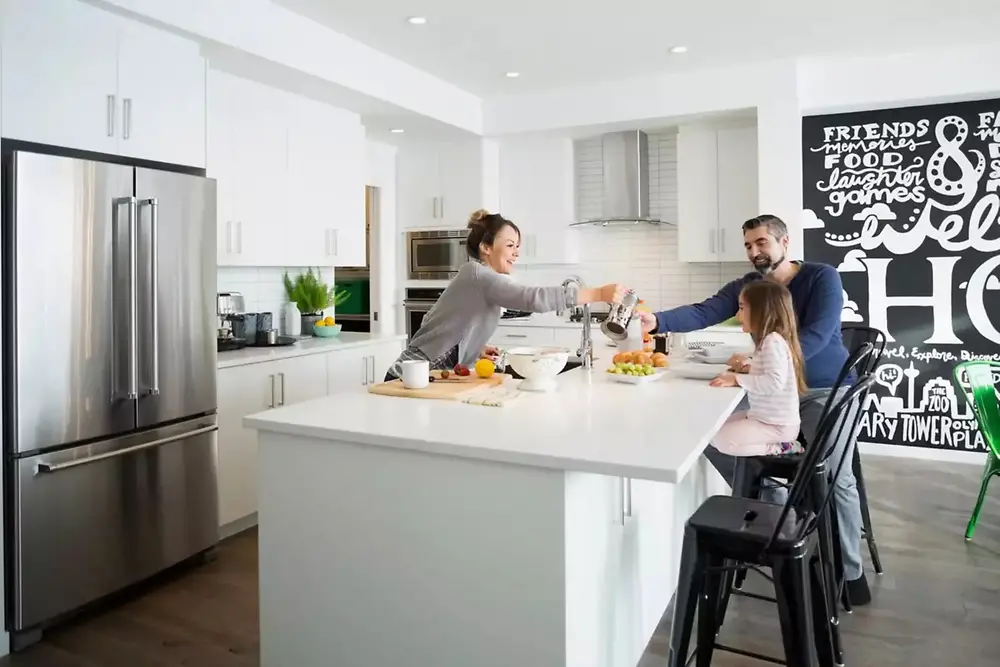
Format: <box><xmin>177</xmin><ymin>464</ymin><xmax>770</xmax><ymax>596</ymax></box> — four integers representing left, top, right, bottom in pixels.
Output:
<box><xmin>802</xmin><ymin>99</ymin><xmax>1000</xmax><ymax>453</ymax></box>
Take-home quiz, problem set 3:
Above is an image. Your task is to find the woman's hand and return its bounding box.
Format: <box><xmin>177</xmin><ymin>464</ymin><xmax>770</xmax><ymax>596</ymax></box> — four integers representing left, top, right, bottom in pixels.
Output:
<box><xmin>598</xmin><ymin>283</ymin><xmax>628</xmax><ymax>304</ymax></box>
<box><xmin>639</xmin><ymin>311</ymin><xmax>657</xmax><ymax>334</ymax></box>
<box><xmin>481</xmin><ymin>345</ymin><xmax>500</xmax><ymax>360</ymax></box>
<box><xmin>727</xmin><ymin>354</ymin><xmax>750</xmax><ymax>373</ymax></box>
<box><xmin>709</xmin><ymin>372</ymin><xmax>739</xmax><ymax>388</ymax></box>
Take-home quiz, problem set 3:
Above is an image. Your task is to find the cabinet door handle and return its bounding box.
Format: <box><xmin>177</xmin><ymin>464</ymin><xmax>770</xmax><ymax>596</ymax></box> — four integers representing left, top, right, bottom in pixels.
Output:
<box><xmin>361</xmin><ymin>357</ymin><xmax>368</xmax><ymax>386</ymax></box>
<box><xmin>504</xmin><ymin>333</ymin><xmax>528</xmax><ymax>339</ymax></box>
<box><xmin>329</xmin><ymin>229</ymin><xmax>337</xmax><ymax>256</ymax></box>
<box><xmin>107</xmin><ymin>94</ymin><xmax>116</xmax><ymax>137</ymax></box>
<box><xmin>278</xmin><ymin>372</ymin><xmax>286</xmax><ymax>406</ymax></box>
<box><xmin>431</xmin><ymin>197</ymin><xmax>438</xmax><ymax>218</ymax></box>
<box><xmin>439</xmin><ymin>196</ymin><xmax>444</xmax><ymax>219</ymax></box>
<box><xmin>237</xmin><ymin>221</ymin><xmax>243</xmax><ymax>254</ymax></box>
<box><xmin>620</xmin><ymin>477</ymin><xmax>633</xmax><ymax>525</ymax></box>
<box><xmin>324</xmin><ymin>229</ymin><xmax>330</xmax><ymax>256</ymax></box>
<box><xmin>709</xmin><ymin>229</ymin><xmax>716</xmax><ymax>254</ymax></box>
<box><xmin>122</xmin><ymin>98</ymin><xmax>132</xmax><ymax>140</ymax></box>
<box><xmin>268</xmin><ymin>374</ymin><xmax>275</xmax><ymax>408</ymax></box>
<box><xmin>369</xmin><ymin>355</ymin><xmax>376</xmax><ymax>384</ymax></box>
<box><xmin>719</xmin><ymin>230</ymin><xmax>725</xmax><ymax>254</ymax></box>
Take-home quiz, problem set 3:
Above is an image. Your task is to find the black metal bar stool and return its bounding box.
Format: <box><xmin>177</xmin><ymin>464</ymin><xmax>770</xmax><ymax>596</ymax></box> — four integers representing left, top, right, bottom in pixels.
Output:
<box><xmin>840</xmin><ymin>325</ymin><xmax>887</xmax><ymax>575</ymax></box>
<box><xmin>667</xmin><ymin>376</ymin><xmax>875</xmax><ymax>667</ymax></box>
<box><xmin>729</xmin><ymin>341</ymin><xmax>875</xmax><ymax>623</ymax></box>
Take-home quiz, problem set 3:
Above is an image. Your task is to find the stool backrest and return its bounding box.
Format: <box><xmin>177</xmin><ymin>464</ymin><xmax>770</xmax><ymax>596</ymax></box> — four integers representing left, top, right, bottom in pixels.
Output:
<box><xmin>763</xmin><ymin>374</ymin><xmax>876</xmax><ymax>551</ymax></box>
<box><xmin>841</xmin><ymin>325</ymin><xmax>887</xmax><ymax>377</ymax></box>
<box><xmin>814</xmin><ymin>342</ymin><xmax>876</xmax><ymax>447</ymax></box>
<box><xmin>952</xmin><ymin>361</ymin><xmax>1000</xmax><ymax>460</ymax></box>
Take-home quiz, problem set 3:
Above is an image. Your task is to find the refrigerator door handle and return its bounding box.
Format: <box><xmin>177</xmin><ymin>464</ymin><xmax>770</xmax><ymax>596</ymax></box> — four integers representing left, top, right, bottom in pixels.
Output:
<box><xmin>113</xmin><ymin>195</ymin><xmax>139</xmax><ymax>399</ymax></box>
<box><xmin>34</xmin><ymin>425</ymin><xmax>218</xmax><ymax>474</ymax></box>
<box><xmin>139</xmin><ymin>198</ymin><xmax>160</xmax><ymax>395</ymax></box>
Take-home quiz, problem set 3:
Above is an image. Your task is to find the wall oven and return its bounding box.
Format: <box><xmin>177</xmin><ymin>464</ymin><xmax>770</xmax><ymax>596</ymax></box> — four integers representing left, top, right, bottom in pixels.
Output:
<box><xmin>403</xmin><ymin>287</ymin><xmax>446</xmax><ymax>341</ymax></box>
<box><xmin>406</xmin><ymin>229</ymin><xmax>467</xmax><ymax>280</ymax></box>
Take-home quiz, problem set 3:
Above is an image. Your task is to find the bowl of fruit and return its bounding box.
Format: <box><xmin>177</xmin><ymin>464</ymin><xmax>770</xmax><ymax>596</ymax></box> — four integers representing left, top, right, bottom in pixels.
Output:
<box><xmin>313</xmin><ymin>316</ymin><xmax>342</xmax><ymax>337</ymax></box>
<box><xmin>504</xmin><ymin>346</ymin><xmax>570</xmax><ymax>392</ymax></box>
<box><xmin>607</xmin><ymin>350</ymin><xmax>669</xmax><ymax>384</ymax></box>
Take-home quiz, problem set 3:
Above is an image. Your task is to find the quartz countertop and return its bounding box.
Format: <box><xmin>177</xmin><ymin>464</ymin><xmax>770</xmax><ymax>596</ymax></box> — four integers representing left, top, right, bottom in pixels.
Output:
<box><xmin>217</xmin><ymin>332</ymin><xmax>407</xmax><ymax>369</ymax></box>
<box><xmin>244</xmin><ymin>347</ymin><xmax>745</xmax><ymax>483</ymax></box>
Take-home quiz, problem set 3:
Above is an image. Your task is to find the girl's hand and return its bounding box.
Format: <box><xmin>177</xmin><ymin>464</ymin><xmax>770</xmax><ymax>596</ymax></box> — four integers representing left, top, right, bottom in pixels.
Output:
<box><xmin>727</xmin><ymin>354</ymin><xmax>750</xmax><ymax>373</ymax></box>
<box><xmin>710</xmin><ymin>372</ymin><xmax>739</xmax><ymax>388</ymax></box>
<box><xmin>481</xmin><ymin>345</ymin><xmax>500</xmax><ymax>360</ymax></box>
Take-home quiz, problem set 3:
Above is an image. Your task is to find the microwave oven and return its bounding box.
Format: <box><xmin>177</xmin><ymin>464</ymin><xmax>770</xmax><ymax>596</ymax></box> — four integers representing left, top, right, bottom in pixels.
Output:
<box><xmin>406</xmin><ymin>229</ymin><xmax>468</xmax><ymax>280</ymax></box>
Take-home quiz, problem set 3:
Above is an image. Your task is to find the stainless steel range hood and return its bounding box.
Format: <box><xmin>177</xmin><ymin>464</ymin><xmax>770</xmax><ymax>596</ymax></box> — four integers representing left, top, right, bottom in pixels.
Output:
<box><xmin>570</xmin><ymin>130</ymin><xmax>672</xmax><ymax>227</ymax></box>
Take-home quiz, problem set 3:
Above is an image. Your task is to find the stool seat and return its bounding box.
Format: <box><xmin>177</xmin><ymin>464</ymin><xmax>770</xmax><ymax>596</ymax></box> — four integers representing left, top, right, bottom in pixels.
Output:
<box><xmin>689</xmin><ymin>495</ymin><xmax>810</xmax><ymax>557</ymax></box>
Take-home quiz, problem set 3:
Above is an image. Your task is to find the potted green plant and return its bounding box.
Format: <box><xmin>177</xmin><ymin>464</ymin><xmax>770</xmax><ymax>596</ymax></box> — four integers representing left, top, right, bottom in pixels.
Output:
<box><xmin>282</xmin><ymin>269</ymin><xmax>349</xmax><ymax>333</ymax></box>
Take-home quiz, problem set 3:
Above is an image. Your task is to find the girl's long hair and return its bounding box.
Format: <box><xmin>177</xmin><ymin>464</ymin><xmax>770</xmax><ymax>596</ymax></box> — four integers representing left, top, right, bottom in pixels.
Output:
<box><xmin>740</xmin><ymin>281</ymin><xmax>807</xmax><ymax>395</ymax></box>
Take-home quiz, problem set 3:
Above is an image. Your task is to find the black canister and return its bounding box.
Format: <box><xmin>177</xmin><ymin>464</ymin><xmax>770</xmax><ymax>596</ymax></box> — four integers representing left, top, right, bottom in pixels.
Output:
<box><xmin>256</xmin><ymin>312</ymin><xmax>273</xmax><ymax>343</ymax></box>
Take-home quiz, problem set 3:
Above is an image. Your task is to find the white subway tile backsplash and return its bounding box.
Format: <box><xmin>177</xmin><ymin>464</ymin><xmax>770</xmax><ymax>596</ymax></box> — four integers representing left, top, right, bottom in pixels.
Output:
<box><xmin>218</xmin><ymin>266</ymin><xmax>335</xmax><ymax>334</ymax></box>
<box><xmin>512</xmin><ymin>130</ymin><xmax>749</xmax><ymax>311</ymax></box>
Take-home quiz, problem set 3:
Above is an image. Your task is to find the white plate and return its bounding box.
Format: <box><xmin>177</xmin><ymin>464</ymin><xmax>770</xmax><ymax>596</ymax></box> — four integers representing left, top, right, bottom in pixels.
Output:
<box><xmin>671</xmin><ymin>363</ymin><xmax>730</xmax><ymax>381</ymax></box>
<box><xmin>606</xmin><ymin>371</ymin><xmax>665</xmax><ymax>385</ymax></box>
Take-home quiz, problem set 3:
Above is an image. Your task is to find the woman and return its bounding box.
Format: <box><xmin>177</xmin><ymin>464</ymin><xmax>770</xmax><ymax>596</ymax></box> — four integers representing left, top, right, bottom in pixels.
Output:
<box><xmin>385</xmin><ymin>209</ymin><xmax>627</xmax><ymax>380</ymax></box>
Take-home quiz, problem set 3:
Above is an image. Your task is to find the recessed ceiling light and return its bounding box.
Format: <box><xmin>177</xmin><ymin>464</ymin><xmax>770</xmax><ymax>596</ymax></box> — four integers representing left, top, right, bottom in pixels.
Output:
<box><xmin>390</xmin><ymin>128</ymin><xmax>404</xmax><ymax>134</ymax></box>
<box><xmin>505</xmin><ymin>71</ymin><xmax>520</xmax><ymax>78</ymax></box>
<box><xmin>407</xmin><ymin>16</ymin><xmax>427</xmax><ymax>25</ymax></box>
<box><xmin>669</xmin><ymin>46</ymin><xmax>688</xmax><ymax>54</ymax></box>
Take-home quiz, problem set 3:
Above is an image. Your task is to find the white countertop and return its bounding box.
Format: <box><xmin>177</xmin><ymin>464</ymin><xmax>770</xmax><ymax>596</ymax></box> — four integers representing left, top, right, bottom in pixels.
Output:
<box><xmin>217</xmin><ymin>332</ymin><xmax>407</xmax><ymax>369</ymax></box>
<box><xmin>245</xmin><ymin>348</ymin><xmax>745</xmax><ymax>483</ymax></box>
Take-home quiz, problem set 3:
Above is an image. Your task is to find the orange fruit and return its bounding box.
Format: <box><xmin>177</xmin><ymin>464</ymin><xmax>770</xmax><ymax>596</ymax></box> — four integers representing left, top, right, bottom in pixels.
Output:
<box><xmin>474</xmin><ymin>358</ymin><xmax>495</xmax><ymax>379</ymax></box>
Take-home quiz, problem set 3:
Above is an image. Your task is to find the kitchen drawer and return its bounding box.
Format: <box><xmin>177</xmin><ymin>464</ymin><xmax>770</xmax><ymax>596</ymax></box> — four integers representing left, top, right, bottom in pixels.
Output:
<box><xmin>490</xmin><ymin>326</ymin><xmax>554</xmax><ymax>348</ymax></box>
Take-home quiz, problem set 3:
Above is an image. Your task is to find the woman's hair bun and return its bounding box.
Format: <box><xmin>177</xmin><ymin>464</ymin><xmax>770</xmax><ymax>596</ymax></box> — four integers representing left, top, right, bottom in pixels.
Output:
<box><xmin>467</xmin><ymin>208</ymin><xmax>490</xmax><ymax>228</ymax></box>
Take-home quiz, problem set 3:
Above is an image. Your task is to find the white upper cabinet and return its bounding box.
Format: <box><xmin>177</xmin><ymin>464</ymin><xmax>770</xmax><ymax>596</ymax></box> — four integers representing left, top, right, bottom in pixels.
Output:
<box><xmin>677</xmin><ymin>123</ymin><xmax>758</xmax><ymax>263</ymax></box>
<box><xmin>115</xmin><ymin>18</ymin><xmax>207</xmax><ymax>168</ymax></box>
<box><xmin>497</xmin><ymin>136</ymin><xmax>579</xmax><ymax>265</ymax></box>
<box><xmin>207</xmin><ymin>70</ymin><xmax>366</xmax><ymax>268</ymax></box>
<box><xmin>0</xmin><ymin>0</ymin><xmax>206</xmax><ymax>167</ymax></box>
<box><xmin>397</xmin><ymin>139</ymin><xmax>483</xmax><ymax>229</ymax></box>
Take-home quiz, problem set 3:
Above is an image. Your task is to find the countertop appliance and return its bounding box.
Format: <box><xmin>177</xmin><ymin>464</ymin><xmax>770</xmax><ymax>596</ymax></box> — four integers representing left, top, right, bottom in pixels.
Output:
<box><xmin>217</xmin><ymin>291</ymin><xmax>247</xmax><ymax>352</ymax></box>
<box><xmin>403</xmin><ymin>286</ymin><xmax>447</xmax><ymax>341</ymax></box>
<box><xmin>2</xmin><ymin>141</ymin><xmax>219</xmax><ymax>649</ymax></box>
<box><xmin>406</xmin><ymin>229</ymin><xmax>467</xmax><ymax>280</ymax></box>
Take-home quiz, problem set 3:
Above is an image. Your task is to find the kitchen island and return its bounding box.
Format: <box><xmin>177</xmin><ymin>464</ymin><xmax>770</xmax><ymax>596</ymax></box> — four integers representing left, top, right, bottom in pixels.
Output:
<box><xmin>244</xmin><ymin>351</ymin><xmax>745</xmax><ymax>667</ymax></box>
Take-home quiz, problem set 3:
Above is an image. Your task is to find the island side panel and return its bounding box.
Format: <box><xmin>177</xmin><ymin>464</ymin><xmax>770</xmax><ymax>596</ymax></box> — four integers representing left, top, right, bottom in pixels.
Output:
<box><xmin>562</xmin><ymin>456</ymin><xmax>729</xmax><ymax>667</ymax></box>
<box><xmin>257</xmin><ymin>432</ymin><xmax>569</xmax><ymax>667</ymax></box>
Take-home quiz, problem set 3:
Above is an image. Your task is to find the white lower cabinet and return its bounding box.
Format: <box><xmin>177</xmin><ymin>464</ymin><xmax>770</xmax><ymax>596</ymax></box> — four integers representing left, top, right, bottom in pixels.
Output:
<box><xmin>217</xmin><ymin>340</ymin><xmax>405</xmax><ymax>530</ymax></box>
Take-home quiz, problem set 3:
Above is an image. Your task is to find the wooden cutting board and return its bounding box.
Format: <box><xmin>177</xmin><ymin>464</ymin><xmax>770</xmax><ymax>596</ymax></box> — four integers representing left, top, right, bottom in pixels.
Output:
<box><xmin>367</xmin><ymin>373</ymin><xmax>504</xmax><ymax>401</ymax></box>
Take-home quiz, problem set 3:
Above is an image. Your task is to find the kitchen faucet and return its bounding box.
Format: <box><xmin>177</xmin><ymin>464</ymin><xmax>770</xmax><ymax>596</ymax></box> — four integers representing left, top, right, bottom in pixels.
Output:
<box><xmin>562</xmin><ymin>277</ymin><xmax>593</xmax><ymax>369</ymax></box>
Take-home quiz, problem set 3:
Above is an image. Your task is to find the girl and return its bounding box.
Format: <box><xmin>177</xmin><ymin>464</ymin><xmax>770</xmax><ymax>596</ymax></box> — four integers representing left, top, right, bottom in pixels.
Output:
<box><xmin>384</xmin><ymin>209</ymin><xmax>627</xmax><ymax>380</ymax></box>
<box><xmin>707</xmin><ymin>280</ymin><xmax>806</xmax><ymax>456</ymax></box>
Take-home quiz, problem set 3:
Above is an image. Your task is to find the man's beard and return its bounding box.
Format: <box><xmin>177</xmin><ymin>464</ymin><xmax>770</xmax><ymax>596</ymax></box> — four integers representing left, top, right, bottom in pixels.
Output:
<box><xmin>753</xmin><ymin>253</ymin><xmax>785</xmax><ymax>275</ymax></box>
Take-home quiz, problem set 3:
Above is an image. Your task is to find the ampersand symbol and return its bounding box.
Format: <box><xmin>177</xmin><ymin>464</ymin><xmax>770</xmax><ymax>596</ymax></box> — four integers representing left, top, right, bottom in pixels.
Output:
<box><xmin>927</xmin><ymin>116</ymin><xmax>985</xmax><ymax>209</ymax></box>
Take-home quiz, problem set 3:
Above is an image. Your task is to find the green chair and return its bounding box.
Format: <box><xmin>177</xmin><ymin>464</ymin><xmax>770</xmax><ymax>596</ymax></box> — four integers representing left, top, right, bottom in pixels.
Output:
<box><xmin>952</xmin><ymin>361</ymin><xmax>1000</xmax><ymax>541</ymax></box>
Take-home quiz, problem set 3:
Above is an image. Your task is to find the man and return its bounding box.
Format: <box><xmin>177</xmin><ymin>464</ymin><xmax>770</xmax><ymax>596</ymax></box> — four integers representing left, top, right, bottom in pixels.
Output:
<box><xmin>638</xmin><ymin>214</ymin><xmax>871</xmax><ymax>605</ymax></box>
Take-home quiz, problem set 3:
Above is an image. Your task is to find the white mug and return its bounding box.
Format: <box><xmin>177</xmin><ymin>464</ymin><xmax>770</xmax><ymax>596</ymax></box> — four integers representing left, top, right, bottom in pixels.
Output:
<box><xmin>400</xmin><ymin>359</ymin><xmax>430</xmax><ymax>390</ymax></box>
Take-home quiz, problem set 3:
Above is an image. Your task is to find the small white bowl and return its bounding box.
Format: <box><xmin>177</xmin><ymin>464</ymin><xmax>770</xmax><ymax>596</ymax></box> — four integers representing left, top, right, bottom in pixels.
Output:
<box><xmin>504</xmin><ymin>346</ymin><xmax>570</xmax><ymax>392</ymax></box>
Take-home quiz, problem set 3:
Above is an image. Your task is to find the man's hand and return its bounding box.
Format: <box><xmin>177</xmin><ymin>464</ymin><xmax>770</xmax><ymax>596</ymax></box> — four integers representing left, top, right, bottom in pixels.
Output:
<box><xmin>639</xmin><ymin>311</ymin><xmax>657</xmax><ymax>334</ymax></box>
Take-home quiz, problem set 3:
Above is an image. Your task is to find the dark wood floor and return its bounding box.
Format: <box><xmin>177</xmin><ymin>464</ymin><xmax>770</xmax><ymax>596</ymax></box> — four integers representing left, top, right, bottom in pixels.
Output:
<box><xmin>2</xmin><ymin>456</ymin><xmax>999</xmax><ymax>666</ymax></box>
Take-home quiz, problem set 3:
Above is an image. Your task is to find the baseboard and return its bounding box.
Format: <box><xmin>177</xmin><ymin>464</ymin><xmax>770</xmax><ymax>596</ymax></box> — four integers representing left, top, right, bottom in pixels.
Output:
<box><xmin>858</xmin><ymin>441</ymin><xmax>985</xmax><ymax>465</ymax></box>
<box><xmin>220</xmin><ymin>512</ymin><xmax>258</xmax><ymax>540</ymax></box>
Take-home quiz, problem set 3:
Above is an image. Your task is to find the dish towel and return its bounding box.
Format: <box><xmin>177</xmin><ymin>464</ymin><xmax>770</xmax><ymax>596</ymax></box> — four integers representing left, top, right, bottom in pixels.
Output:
<box><xmin>461</xmin><ymin>383</ymin><xmax>522</xmax><ymax>407</ymax></box>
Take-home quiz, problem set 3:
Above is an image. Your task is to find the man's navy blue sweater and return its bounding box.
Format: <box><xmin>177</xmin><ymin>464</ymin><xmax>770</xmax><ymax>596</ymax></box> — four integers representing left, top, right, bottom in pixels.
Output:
<box><xmin>653</xmin><ymin>262</ymin><xmax>850</xmax><ymax>389</ymax></box>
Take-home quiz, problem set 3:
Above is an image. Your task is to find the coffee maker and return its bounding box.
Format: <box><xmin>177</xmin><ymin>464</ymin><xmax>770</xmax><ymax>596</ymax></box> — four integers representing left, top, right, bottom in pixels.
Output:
<box><xmin>217</xmin><ymin>292</ymin><xmax>247</xmax><ymax>352</ymax></box>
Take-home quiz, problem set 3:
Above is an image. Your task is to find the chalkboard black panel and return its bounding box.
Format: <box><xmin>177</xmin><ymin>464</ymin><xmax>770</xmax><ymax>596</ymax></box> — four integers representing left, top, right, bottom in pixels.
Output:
<box><xmin>802</xmin><ymin>99</ymin><xmax>1000</xmax><ymax>453</ymax></box>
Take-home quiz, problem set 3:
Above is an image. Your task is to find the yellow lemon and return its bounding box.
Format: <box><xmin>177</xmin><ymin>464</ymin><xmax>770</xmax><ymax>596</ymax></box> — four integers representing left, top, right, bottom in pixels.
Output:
<box><xmin>474</xmin><ymin>358</ymin><xmax>495</xmax><ymax>379</ymax></box>
<box><xmin>314</xmin><ymin>320</ymin><xmax>326</xmax><ymax>327</ymax></box>
<box><xmin>324</xmin><ymin>316</ymin><xmax>335</xmax><ymax>325</ymax></box>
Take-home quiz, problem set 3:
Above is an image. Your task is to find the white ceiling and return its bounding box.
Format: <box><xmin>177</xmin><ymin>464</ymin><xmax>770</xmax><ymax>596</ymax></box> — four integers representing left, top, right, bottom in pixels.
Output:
<box><xmin>275</xmin><ymin>0</ymin><xmax>1000</xmax><ymax>96</ymax></box>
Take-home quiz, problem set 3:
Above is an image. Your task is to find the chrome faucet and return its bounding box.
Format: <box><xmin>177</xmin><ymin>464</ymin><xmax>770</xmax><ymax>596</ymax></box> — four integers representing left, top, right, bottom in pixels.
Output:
<box><xmin>559</xmin><ymin>275</ymin><xmax>584</xmax><ymax>318</ymax></box>
<box><xmin>563</xmin><ymin>277</ymin><xmax>593</xmax><ymax>369</ymax></box>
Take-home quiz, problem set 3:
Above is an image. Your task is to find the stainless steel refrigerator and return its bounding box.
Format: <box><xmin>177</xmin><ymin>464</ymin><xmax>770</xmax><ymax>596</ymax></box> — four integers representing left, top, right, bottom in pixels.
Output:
<box><xmin>1</xmin><ymin>143</ymin><xmax>219</xmax><ymax>648</ymax></box>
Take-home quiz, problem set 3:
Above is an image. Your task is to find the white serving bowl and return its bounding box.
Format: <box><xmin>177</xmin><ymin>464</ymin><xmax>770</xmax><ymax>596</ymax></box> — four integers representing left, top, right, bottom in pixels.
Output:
<box><xmin>504</xmin><ymin>346</ymin><xmax>570</xmax><ymax>392</ymax></box>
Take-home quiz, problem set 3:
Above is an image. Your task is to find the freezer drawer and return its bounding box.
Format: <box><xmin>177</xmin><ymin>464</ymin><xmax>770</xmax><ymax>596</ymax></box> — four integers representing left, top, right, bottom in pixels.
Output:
<box><xmin>12</xmin><ymin>418</ymin><xmax>220</xmax><ymax>630</ymax></box>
